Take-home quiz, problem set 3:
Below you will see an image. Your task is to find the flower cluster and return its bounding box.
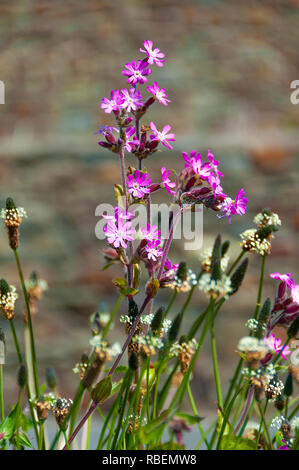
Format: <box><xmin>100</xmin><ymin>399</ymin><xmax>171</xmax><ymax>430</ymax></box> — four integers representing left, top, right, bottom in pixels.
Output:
<box><xmin>0</xmin><ymin>280</ymin><xmax>18</xmax><ymax>320</ymax></box>
<box><xmin>240</xmin><ymin>209</ymin><xmax>280</xmax><ymax>256</ymax></box>
<box><xmin>268</xmin><ymin>271</ymin><xmax>299</xmax><ymax>329</ymax></box>
<box><xmin>198</xmin><ymin>272</ymin><xmax>232</xmax><ymax>299</ymax></box>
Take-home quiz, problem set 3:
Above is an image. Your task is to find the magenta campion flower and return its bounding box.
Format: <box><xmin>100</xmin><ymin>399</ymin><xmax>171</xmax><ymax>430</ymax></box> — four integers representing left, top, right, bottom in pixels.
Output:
<box><xmin>140</xmin><ymin>40</ymin><xmax>165</xmax><ymax>67</ymax></box>
<box><xmin>208</xmin><ymin>173</ymin><xmax>226</xmax><ymax>198</ymax></box>
<box><xmin>234</xmin><ymin>188</ymin><xmax>248</xmax><ymax>216</ymax></box>
<box><xmin>144</xmin><ymin>240</ymin><xmax>163</xmax><ymax>262</ymax></box>
<box><xmin>94</xmin><ymin>125</ymin><xmax>119</xmax><ymax>136</ymax></box>
<box><xmin>147</xmin><ymin>82</ymin><xmax>170</xmax><ymax>106</ymax></box>
<box><xmin>149</xmin><ymin>122</ymin><xmax>176</xmax><ymax>149</ymax></box>
<box><xmin>121</xmin><ymin>88</ymin><xmax>143</xmax><ymax>112</ymax></box>
<box><xmin>291</xmin><ymin>284</ymin><xmax>299</xmax><ymax>304</ymax></box>
<box><xmin>279</xmin><ymin>440</ymin><xmax>290</xmax><ymax>450</ymax></box>
<box><xmin>103</xmin><ymin>208</ymin><xmax>136</xmax><ymax>249</ymax></box>
<box><xmin>127</xmin><ymin>170</ymin><xmax>152</xmax><ymax>199</ymax></box>
<box><xmin>161</xmin><ymin>167</ymin><xmax>176</xmax><ymax>196</ymax></box>
<box><xmin>270</xmin><ymin>272</ymin><xmax>294</xmax><ymax>289</ymax></box>
<box><xmin>122</xmin><ymin>60</ymin><xmax>152</xmax><ymax>85</ymax></box>
<box><xmin>207</xmin><ymin>150</ymin><xmax>224</xmax><ymax>178</ymax></box>
<box><xmin>141</xmin><ymin>224</ymin><xmax>161</xmax><ymax>242</ymax></box>
<box><xmin>264</xmin><ymin>334</ymin><xmax>291</xmax><ymax>360</ymax></box>
<box><xmin>124</xmin><ymin>127</ymin><xmax>139</xmax><ymax>152</ymax></box>
<box><xmin>100</xmin><ymin>90</ymin><xmax>124</xmax><ymax>114</ymax></box>
<box><xmin>182</xmin><ymin>150</ymin><xmax>211</xmax><ymax>180</ymax></box>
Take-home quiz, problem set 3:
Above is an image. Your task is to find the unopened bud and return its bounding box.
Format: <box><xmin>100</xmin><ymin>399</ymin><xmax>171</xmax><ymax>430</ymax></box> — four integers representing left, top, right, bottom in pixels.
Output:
<box><xmin>145</xmin><ymin>278</ymin><xmax>160</xmax><ymax>299</ymax></box>
<box><xmin>17</xmin><ymin>363</ymin><xmax>27</xmax><ymax>389</ymax></box>
<box><xmin>284</xmin><ymin>373</ymin><xmax>293</xmax><ymax>397</ymax></box>
<box><xmin>128</xmin><ymin>352</ymin><xmax>139</xmax><ymax>371</ymax></box>
<box><xmin>151</xmin><ymin>307</ymin><xmax>165</xmax><ymax>335</ymax></box>
<box><xmin>45</xmin><ymin>367</ymin><xmax>57</xmax><ymax>390</ymax></box>
<box><xmin>230</xmin><ymin>258</ymin><xmax>249</xmax><ymax>295</ymax></box>
<box><xmin>168</xmin><ymin>313</ymin><xmax>182</xmax><ymax>344</ymax></box>
<box><xmin>221</xmin><ymin>240</ymin><xmax>230</xmax><ymax>257</ymax></box>
<box><xmin>255</xmin><ymin>298</ymin><xmax>271</xmax><ymax>339</ymax></box>
<box><xmin>287</xmin><ymin>316</ymin><xmax>299</xmax><ymax>338</ymax></box>
<box><xmin>176</xmin><ymin>262</ymin><xmax>187</xmax><ymax>282</ymax></box>
<box><xmin>211</xmin><ymin>234</ymin><xmax>222</xmax><ymax>281</ymax></box>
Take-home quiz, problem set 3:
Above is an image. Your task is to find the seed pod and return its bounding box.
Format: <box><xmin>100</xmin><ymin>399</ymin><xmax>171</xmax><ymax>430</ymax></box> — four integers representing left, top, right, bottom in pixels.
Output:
<box><xmin>145</xmin><ymin>278</ymin><xmax>160</xmax><ymax>299</ymax></box>
<box><xmin>287</xmin><ymin>316</ymin><xmax>299</xmax><ymax>338</ymax></box>
<box><xmin>151</xmin><ymin>306</ymin><xmax>165</xmax><ymax>335</ymax></box>
<box><xmin>128</xmin><ymin>299</ymin><xmax>139</xmax><ymax>321</ymax></box>
<box><xmin>45</xmin><ymin>367</ymin><xmax>57</xmax><ymax>390</ymax></box>
<box><xmin>256</xmin><ymin>224</ymin><xmax>278</xmax><ymax>240</ymax></box>
<box><xmin>17</xmin><ymin>363</ymin><xmax>27</xmax><ymax>389</ymax></box>
<box><xmin>128</xmin><ymin>352</ymin><xmax>139</xmax><ymax>371</ymax></box>
<box><xmin>176</xmin><ymin>262</ymin><xmax>187</xmax><ymax>282</ymax></box>
<box><xmin>168</xmin><ymin>313</ymin><xmax>182</xmax><ymax>344</ymax></box>
<box><xmin>230</xmin><ymin>258</ymin><xmax>249</xmax><ymax>294</ymax></box>
<box><xmin>6</xmin><ymin>197</ymin><xmax>16</xmax><ymax>210</ymax></box>
<box><xmin>211</xmin><ymin>234</ymin><xmax>222</xmax><ymax>281</ymax></box>
<box><xmin>284</xmin><ymin>373</ymin><xmax>293</xmax><ymax>397</ymax></box>
<box><xmin>221</xmin><ymin>240</ymin><xmax>230</xmax><ymax>257</ymax></box>
<box><xmin>255</xmin><ymin>298</ymin><xmax>271</xmax><ymax>339</ymax></box>
<box><xmin>0</xmin><ymin>279</ymin><xmax>10</xmax><ymax>296</ymax></box>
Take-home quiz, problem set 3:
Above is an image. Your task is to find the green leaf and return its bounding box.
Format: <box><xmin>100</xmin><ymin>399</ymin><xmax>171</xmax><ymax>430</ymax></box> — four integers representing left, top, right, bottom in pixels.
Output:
<box><xmin>91</xmin><ymin>376</ymin><xmax>112</xmax><ymax>404</ymax></box>
<box><xmin>119</xmin><ymin>287</ymin><xmax>139</xmax><ymax>297</ymax></box>
<box><xmin>113</xmin><ymin>277</ymin><xmax>128</xmax><ymax>288</ymax></box>
<box><xmin>150</xmin><ymin>441</ymin><xmax>184</xmax><ymax>450</ymax></box>
<box><xmin>17</xmin><ymin>412</ymin><xmax>33</xmax><ymax>433</ymax></box>
<box><xmin>176</xmin><ymin>412</ymin><xmax>204</xmax><ymax>425</ymax></box>
<box><xmin>14</xmin><ymin>432</ymin><xmax>33</xmax><ymax>449</ymax></box>
<box><xmin>0</xmin><ymin>405</ymin><xmax>19</xmax><ymax>440</ymax></box>
<box><xmin>105</xmin><ymin>366</ymin><xmax>128</xmax><ymax>374</ymax></box>
<box><xmin>219</xmin><ymin>435</ymin><xmax>256</xmax><ymax>450</ymax></box>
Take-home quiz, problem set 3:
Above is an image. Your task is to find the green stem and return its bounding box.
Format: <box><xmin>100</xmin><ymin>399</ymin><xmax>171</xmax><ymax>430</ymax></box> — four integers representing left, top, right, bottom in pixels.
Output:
<box><xmin>253</xmin><ymin>254</ymin><xmax>267</xmax><ymax>320</ymax></box>
<box><xmin>63</xmin><ymin>429</ymin><xmax>70</xmax><ymax>450</ymax></box>
<box><xmin>210</xmin><ymin>316</ymin><xmax>223</xmax><ymax>409</ymax></box>
<box><xmin>0</xmin><ymin>365</ymin><xmax>4</xmax><ymax>423</ymax></box>
<box><xmin>111</xmin><ymin>371</ymin><xmax>133</xmax><ymax>449</ymax></box>
<box><xmin>13</xmin><ymin>248</ymin><xmax>39</xmax><ymax>396</ymax></box>
<box><xmin>163</xmin><ymin>289</ymin><xmax>177</xmax><ymax>318</ymax></box>
<box><xmin>227</xmin><ymin>250</ymin><xmax>245</xmax><ymax>275</ymax></box>
<box><xmin>9</xmin><ymin>319</ymin><xmax>22</xmax><ymax>363</ymax></box>
<box><xmin>187</xmin><ymin>382</ymin><xmax>209</xmax><ymax>449</ymax></box>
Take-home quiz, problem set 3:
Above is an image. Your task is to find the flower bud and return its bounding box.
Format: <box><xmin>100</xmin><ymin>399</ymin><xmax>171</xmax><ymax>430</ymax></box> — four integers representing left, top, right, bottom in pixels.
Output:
<box><xmin>128</xmin><ymin>352</ymin><xmax>139</xmax><ymax>371</ymax></box>
<box><xmin>128</xmin><ymin>299</ymin><xmax>139</xmax><ymax>321</ymax></box>
<box><xmin>255</xmin><ymin>298</ymin><xmax>271</xmax><ymax>339</ymax></box>
<box><xmin>17</xmin><ymin>363</ymin><xmax>27</xmax><ymax>389</ymax></box>
<box><xmin>145</xmin><ymin>278</ymin><xmax>160</xmax><ymax>299</ymax></box>
<box><xmin>284</xmin><ymin>373</ymin><xmax>293</xmax><ymax>397</ymax></box>
<box><xmin>211</xmin><ymin>234</ymin><xmax>222</xmax><ymax>281</ymax></box>
<box><xmin>176</xmin><ymin>262</ymin><xmax>187</xmax><ymax>282</ymax></box>
<box><xmin>151</xmin><ymin>306</ymin><xmax>165</xmax><ymax>335</ymax></box>
<box><xmin>45</xmin><ymin>367</ymin><xmax>57</xmax><ymax>390</ymax></box>
<box><xmin>168</xmin><ymin>313</ymin><xmax>182</xmax><ymax>344</ymax></box>
<box><xmin>287</xmin><ymin>316</ymin><xmax>299</xmax><ymax>338</ymax></box>
<box><xmin>230</xmin><ymin>258</ymin><xmax>249</xmax><ymax>295</ymax></box>
<box><xmin>221</xmin><ymin>240</ymin><xmax>230</xmax><ymax>257</ymax></box>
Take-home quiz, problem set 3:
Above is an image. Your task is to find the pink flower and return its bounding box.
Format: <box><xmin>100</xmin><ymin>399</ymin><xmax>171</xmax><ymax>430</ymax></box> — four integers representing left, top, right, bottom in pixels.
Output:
<box><xmin>100</xmin><ymin>90</ymin><xmax>124</xmax><ymax>114</ymax></box>
<box><xmin>94</xmin><ymin>125</ymin><xmax>119</xmax><ymax>136</ymax></box>
<box><xmin>122</xmin><ymin>60</ymin><xmax>152</xmax><ymax>85</ymax></box>
<box><xmin>103</xmin><ymin>209</ymin><xmax>136</xmax><ymax>249</ymax></box>
<box><xmin>264</xmin><ymin>334</ymin><xmax>291</xmax><ymax>360</ymax></box>
<box><xmin>147</xmin><ymin>82</ymin><xmax>170</xmax><ymax>106</ymax></box>
<box><xmin>149</xmin><ymin>121</ymin><xmax>176</xmax><ymax>149</ymax></box>
<box><xmin>270</xmin><ymin>272</ymin><xmax>294</xmax><ymax>289</ymax></box>
<box><xmin>208</xmin><ymin>173</ymin><xmax>226</xmax><ymax>197</ymax></box>
<box><xmin>141</xmin><ymin>224</ymin><xmax>161</xmax><ymax>242</ymax></box>
<box><xmin>140</xmin><ymin>40</ymin><xmax>165</xmax><ymax>67</ymax></box>
<box><xmin>144</xmin><ymin>240</ymin><xmax>163</xmax><ymax>261</ymax></box>
<box><xmin>207</xmin><ymin>150</ymin><xmax>224</xmax><ymax>178</ymax></box>
<box><xmin>161</xmin><ymin>167</ymin><xmax>176</xmax><ymax>196</ymax></box>
<box><xmin>291</xmin><ymin>284</ymin><xmax>299</xmax><ymax>305</ymax></box>
<box><xmin>221</xmin><ymin>189</ymin><xmax>248</xmax><ymax>223</ymax></box>
<box><xmin>121</xmin><ymin>88</ymin><xmax>143</xmax><ymax>112</ymax></box>
<box><xmin>234</xmin><ymin>188</ymin><xmax>248</xmax><ymax>216</ymax></box>
<box><xmin>124</xmin><ymin>127</ymin><xmax>140</xmax><ymax>152</ymax></box>
<box><xmin>127</xmin><ymin>170</ymin><xmax>152</xmax><ymax>199</ymax></box>
<box><xmin>279</xmin><ymin>440</ymin><xmax>290</xmax><ymax>450</ymax></box>
<box><xmin>182</xmin><ymin>150</ymin><xmax>211</xmax><ymax>179</ymax></box>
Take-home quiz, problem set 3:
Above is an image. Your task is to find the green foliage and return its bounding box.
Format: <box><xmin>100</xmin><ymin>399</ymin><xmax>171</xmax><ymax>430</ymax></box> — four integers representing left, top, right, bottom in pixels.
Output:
<box><xmin>219</xmin><ymin>435</ymin><xmax>256</xmax><ymax>450</ymax></box>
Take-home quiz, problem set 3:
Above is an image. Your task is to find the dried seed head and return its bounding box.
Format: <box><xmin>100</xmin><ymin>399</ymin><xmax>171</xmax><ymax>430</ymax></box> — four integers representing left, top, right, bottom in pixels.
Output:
<box><xmin>0</xmin><ymin>279</ymin><xmax>18</xmax><ymax>320</ymax></box>
<box><xmin>52</xmin><ymin>398</ymin><xmax>73</xmax><ymax>429</ymax></box>
<box><xmin>35</xmin><ymin>397</ymin><xmax>51</xmax><ymax>422</ymax></box>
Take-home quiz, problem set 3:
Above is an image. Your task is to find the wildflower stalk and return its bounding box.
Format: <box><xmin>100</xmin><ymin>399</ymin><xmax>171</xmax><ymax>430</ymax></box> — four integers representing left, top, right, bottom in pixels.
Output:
<box><xmin>187</xmin><ymin>382</ymin><xmax>209</xmax><ymax>449</ymax></box>
<box><xmin>13</xmin><ymin>248</ymin><xmax>40</xmax><ymax>397</ymax></box>
<box><xmin>9</xmin><ymin>318</ymin><xmax>40</xmax><ymax>445</ymax></box>
<box><xmin>210</xmin><ymin>316</ymin><xmax>223</xmax><ymax>409</ymax></box>
<box><xmin>0</xmin><ymin>365</ymin><xmax>4</xmax><ymax>423</ymax></box>
<box><xmin>163</xmin><ymin>289</ymin><xmax>177</xmax><ymax>317</ymax></box>
<box><xmin>111</xmin><ymin>370</ymin><xmax>133</xmax><ymax>449</ymax></box>
<box><xmin>234</xmin><ymin>384</ymin><xmax>254</xmax><ymax>435</ymax></box>
<box><xmin>256</xmin><ymin>399</ymin><xmax>272</xmax><ymax>449</ymax></box>
<box><xmin>227</xmin><ymin>250</ymin><xmax>245</xmax><ymax>275</ymax></box>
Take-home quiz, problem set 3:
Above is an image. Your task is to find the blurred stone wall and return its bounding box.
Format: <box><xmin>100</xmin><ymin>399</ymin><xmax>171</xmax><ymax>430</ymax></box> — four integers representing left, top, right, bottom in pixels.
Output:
<box><xmin>0</xmin><ymin>0</ymin><xmax>298</xmax><ymax>411</ymax></box>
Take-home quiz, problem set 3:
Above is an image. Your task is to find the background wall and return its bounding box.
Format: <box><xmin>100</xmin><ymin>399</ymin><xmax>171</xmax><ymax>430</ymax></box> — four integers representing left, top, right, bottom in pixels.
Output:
<box><xmin>0</xmin><ymin>0</ymin><xmax>298</xmax><ymax>414</ymax></box>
